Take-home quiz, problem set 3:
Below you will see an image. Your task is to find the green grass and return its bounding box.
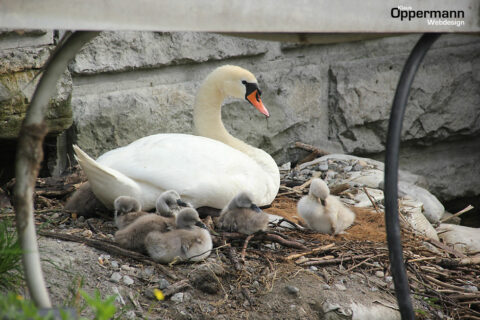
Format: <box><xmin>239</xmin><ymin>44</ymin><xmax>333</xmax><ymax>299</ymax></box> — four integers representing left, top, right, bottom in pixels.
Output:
<box><xmin>0</xmin><ymin>218</ymin><xmax>23</xmax><ymax>290</ymax></box>
<box><xmin>0</xmin><ymin>289</ymin><xmax>119</xmax><ymax>320</ymax></box>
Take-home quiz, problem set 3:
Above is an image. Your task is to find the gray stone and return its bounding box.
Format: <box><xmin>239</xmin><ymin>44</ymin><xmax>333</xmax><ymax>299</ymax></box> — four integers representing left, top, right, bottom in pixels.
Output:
<box><xmin>71</xmin><ymin>32</ymin><xmax>271</xmax><ymax>74</ymax></box>
<box><xmin>334</xmin><ymin>283</ymin><xmax>347</xmax><ymax>291</ymax></box>
<box><xmin>122</xmin><ymin>275</ymin><xmax>134</xmax><ymax>285</ymax></box>
<box><xmin>157</xmin><ymin>278</ymin><xmax>170</xmax><ymax>290</ymax></box>
<box><xmin>170</xmin><ymin>292</ymin><xmax>184</xmax><ymax>303</ymax></box>
<box><xmin>309</xmin><ymin>266</ymin><xmax>318</xmax><ymax>271</ymax></box>
<box><xmin>0</xmin><ymin>45</ymin><xmax>52</xmax><ymax>74</ymax></box>
<box><xmin>124</xmin><ymin>310</ymin><xmax>136</xmax><ymax>320</ymax></box>
<box><xmin>110</xmin><ymin>272</ymin><xmax>122</xmax><ymax>283</ymax></box>
<box><xmin>352</xmin><ymin>163</ymin><xmax>364</xmax><ymax>171</ymax></box>
<box><xmin>462</xmin><ymin>285</ymin><xmax>478</xmax><ymax>293</ymax></box>
<box><xmin>111</xmin><ymin>261</ymin><xmax>119</xmax><ymax>269</ymax></box>
<box><xmin>437</xmin><ymin>224</ymin><xmax>480</xmax><ymax>254</ymax></box>
<box><xmin>329</xmin><ymin>40</ymin><xmax>480</xmax><ymax>155</ymax></box>
<box><xmin>286</xmin><ymin>285</ymin><xmax>299</xmax><ymax>295</ymax></box>
<box><xmin>375</xmin><ymin>271</ymin><xmax>384</xmax><ymax>278</ymax></box>
<box><xmin>0</xmin><ymin>70</ymin><xmax>73</xmax><ymax>139</ymax></box>
<box><xmin>318</xmin><ymin>163</ymin><xmax>329</xmax><ymax>171</ymax></box>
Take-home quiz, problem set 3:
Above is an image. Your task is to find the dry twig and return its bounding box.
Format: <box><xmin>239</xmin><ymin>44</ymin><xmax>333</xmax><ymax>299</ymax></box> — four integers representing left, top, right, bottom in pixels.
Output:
<box><xmin>440</xmin><ymin>205</ymin><xmax>474</xmax><ymax>223</ymax></box>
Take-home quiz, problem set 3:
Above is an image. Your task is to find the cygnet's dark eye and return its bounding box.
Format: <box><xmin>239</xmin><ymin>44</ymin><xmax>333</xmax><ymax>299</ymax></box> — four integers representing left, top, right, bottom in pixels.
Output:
<box><xmin>242</xmin><ymin>80</ymin><xmax>247</xmax><ymax>85</ymax></box>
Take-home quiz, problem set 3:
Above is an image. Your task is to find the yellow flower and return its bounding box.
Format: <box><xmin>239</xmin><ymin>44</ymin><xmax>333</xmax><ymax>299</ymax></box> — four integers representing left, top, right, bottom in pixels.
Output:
<box><xmin>153</xmin><ymin>288</ymin><xmax>164</xmax><ymax>301</ymax></box>
<box><xmin>16</xmin><ymin>295</ymin><xmax>23</xmax><ymax>300</ymax></box>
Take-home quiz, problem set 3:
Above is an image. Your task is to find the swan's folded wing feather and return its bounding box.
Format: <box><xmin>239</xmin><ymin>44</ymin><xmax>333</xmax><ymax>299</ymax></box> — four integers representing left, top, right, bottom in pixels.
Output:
<box><xmin>97</xmin><ymin>134</ymin><xmax>271</xmax><ymax>208</ymax></box>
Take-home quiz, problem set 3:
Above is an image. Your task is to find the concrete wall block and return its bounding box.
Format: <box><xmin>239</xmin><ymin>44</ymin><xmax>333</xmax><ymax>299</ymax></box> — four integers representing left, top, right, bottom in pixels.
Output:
<box><xmin>72</xmin><ymin>81</ymin><xmax>197</xmax><ymax>157</ymax></box>
<box><xmin>328</xmin><ymin>41</ymin><xmax>480</xmax><ymax>154</ymax></box>
<box><xmin>0</xmin><ymin>69</ymin><xmax>72</xmax><ymax>138</ymax></box>
<box><xmin>70</xmin><ymin>31</ymin><xmax>271</xmax><ymax>75</ymax></box>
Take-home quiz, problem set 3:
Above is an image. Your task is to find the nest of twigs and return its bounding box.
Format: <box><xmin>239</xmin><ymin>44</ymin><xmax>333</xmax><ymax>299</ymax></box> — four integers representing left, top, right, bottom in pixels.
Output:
<box><xmin>3</xmin><ymin>167</ymin><xmax>479</xmax><ymax>319</ymax></box>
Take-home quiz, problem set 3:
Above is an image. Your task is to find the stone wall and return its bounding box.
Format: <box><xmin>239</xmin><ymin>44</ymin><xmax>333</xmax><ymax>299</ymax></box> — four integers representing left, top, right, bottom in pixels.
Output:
<box><xmin>1</xmin><ymin>31</ymin><xmax>479</xmax><ymax>202</ymax></box>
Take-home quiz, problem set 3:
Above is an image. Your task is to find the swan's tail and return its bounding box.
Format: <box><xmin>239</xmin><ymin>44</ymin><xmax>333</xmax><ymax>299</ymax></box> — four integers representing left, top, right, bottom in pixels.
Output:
<box><xmin>73</xmin><ymin>145</ymin><xmax>140</xmax><ymax>209</ymax></box>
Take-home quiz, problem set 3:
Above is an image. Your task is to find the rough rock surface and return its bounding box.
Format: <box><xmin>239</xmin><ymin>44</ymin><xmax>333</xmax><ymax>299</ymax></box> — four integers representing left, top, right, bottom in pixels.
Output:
<box><xmin>437</xmin><ymin>224</ymin><xmax>480</xmax><ymax>254</ymax></box>
<box><xmin>0</xmin><ymin>30</ymin><xmax>72</xmax><ymax>138</ymax></box>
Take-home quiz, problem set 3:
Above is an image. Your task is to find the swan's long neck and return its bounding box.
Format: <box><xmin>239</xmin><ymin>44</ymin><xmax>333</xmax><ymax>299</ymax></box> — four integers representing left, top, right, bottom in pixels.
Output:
<box><xmin>193</xmin><ymin>78</ymin><xmax>251</xmax><ymax>155</ymax></box>
<box><xmin>193</xmin><ymin>75</ymin><xmax>279</xmax><ymax>185</ymax></box>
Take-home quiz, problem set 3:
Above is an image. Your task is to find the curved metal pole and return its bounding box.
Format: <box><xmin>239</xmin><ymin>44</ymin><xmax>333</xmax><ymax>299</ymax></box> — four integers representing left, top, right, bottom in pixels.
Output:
<box><xmin>384</xmin><ymin>33</ymin><xmax>441</xmax><ymax>319</ymax></box>
<box><xmin>13</xmin><ymin>31</ymin><xmax>99</xmax><ymax>308</ymax></box>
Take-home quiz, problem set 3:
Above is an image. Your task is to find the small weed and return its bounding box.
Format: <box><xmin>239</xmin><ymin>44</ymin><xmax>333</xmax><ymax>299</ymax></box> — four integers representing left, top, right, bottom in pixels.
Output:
<box><xmin>0</xmin><ymin>289</ymin><xmax>118</xmax><ymax>320</ymax></box>
<box><xmin>79</xmin><ymin>289</ymin><xmax>117</xmax><ymax>320</ymax></box>
<box><xmin>0</xmin><ymin>219</ymin><xmax>23</xmax><ymax>289</ymax></box>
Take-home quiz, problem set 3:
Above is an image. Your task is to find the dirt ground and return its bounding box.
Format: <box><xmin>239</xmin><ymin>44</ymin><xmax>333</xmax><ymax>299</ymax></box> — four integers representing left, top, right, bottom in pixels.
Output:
<box><xmin>3</xmin><ymin>178</ymin><xmax>478</xmax><ymax>319</ymax></box>
<box><xmin>23</xmin><ymin>195</ymin><xmax>406</xmax><ymax>320</ymax></box>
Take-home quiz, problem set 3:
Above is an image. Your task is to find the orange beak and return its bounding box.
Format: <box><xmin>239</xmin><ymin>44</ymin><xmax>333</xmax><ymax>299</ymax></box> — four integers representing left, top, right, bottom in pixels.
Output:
<box><xmin>247</xmin><ymin>90</ymin><xmax>269</xmax><ymax>117</ymax></box>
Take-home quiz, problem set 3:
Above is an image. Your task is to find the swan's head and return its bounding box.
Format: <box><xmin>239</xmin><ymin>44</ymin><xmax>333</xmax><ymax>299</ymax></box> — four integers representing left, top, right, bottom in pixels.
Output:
<box><xmin>176</xmin><ymin>208</ymin><xmax>207</xmax><ymax>230</ymax></box>
<box><xmin>210</xmin><ymin>65</ymin><xmax>269</xmax><ymax>117</ymax></box>
<box><xmin>114</xmin><ymin>196</ymin><xmax>141</xmax><ymax>215</ymax></box>
<box><xmin>156</xmin><ymin>190</ymin><xmax>189</xmax><ymax>217</ymax></box>
<box><xmin>309</xmin><ymin>178</ymin><xmax>330</xmax><ymax>201</ymax></box>
<box><xmin>228</xmin><ymin>192</ymin><xmax>262</xmax><ymax>213</ymax></box>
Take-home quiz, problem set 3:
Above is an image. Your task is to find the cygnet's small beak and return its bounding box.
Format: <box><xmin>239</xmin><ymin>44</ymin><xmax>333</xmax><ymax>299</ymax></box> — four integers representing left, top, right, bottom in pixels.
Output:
<box><xmin>250</xmin><ymin>203</ymin><xmax>262</xmax><ymax>213</ymax></box>
<box><xmin>177</xmin><ymin>199</ymin><xmax>188</xmax><ymax>207</ymax></box>
<box><xmin>246</xmin><ymin>90</ymin><xmax>269</xmax><ymax>117</ymax></box>
<box><xmin>195</xmin><ymin>221</ymin><xmax>207</xmax><ymax>229</ymax></box>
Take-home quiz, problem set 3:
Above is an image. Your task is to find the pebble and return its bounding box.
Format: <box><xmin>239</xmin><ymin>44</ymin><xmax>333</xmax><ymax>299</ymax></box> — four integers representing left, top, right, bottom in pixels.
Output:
<box><xmin>322</xmin><ymin>284</ymin><xmax>331</xmax><ymax>290</ymax></box>
<box><xmin>462</xmin><ymin>285</ymin><xmax>478</xmax><ymax>292</ymax></box>
<box><xmin>125</xmin><ymin>310</ymin><xmax>136</xmax><ymax>320</ymax></box>
<box><xmin>110</xmin><ymin>272</ymin><xmax>122</xmax><ymax>283</ymax></box>
<box><xmin>370</xmin><ymin>286</ymin><xmax>379</xmax><ymax>292</ymax></box>
<box><xmin>309</xmin><ymin>266</ymin><xmax>318</xmax><ymax>271</ymax></box>
<box><xmin>375</xmin><ymin>271</ymin><xmax>385</xmax><ymax>278</ymax></box>
<box><xmin>121</xmin><ymin>264</ymin><xmax>132</xmax><ymax>271</ymax></box>
<box><xmin>77</xmin><ymin>216</ymin><xmax>85</xmax><ymax>223</ymax></box>
<box><xmin>158</xmin><ymin>278</ymin><xmax>170</xmax><ymax>289</ymax></box>
<box><xmin>82</xmin><ymin>230</ymin><xmax>93</xmax><ymax>238</ymax></box>
<box><xmin>51</xmin><ymin>212</ymin><xmax>60</xmax><ymax>220</ymax></box>
<box><xmin>279</xmin><ymin>162</ymin><xmax>291</xmax><ymax>171</ymax></box>
<box><xmin>352</xmin><ymin>163</ymin><xmax>364</xmax><ymax>171</ymax></box>
<box><xmin>326</xmin><ymin>171</ymin><xmax>336</xmax><ymax>180</ymax></box>
<box><xmin>111</xmin><ymin>261</ymin><xmax>119</xmax><ymax>269</ymax></box>
<box><xmin>335</xmin><ymin>284</ymin><xmax>347</xmax><ymax>291</ymax></box>
<box><xmin>171</xmin><ymin>292</ymin><xmax>184</xmax><ymax>303</ymax></box>
<box><xmin>123</xmin><ymin>275</ymin><xmax>134</xmax><ymax>285</ymax></box>
<box><xmin>318</xmin><ymin>163</ymin><xmax>329</xmax><ymax>171</ymax></box>
<box><xmin>343</xmin><ymin>166</ymin><xmax>352</xmax><ymax>172</ymax></box>
<box><xmin>385</xmin><ymin>276</ymin><xmax>393</xmax><ymax>283</ymax></box>
<box><xmin>142</xmin><ymin>267</ymin><xmax>154</xmax><ymax>278</ymax></box>
<box><xmin>286</xmin><ymin>285</ymin><xmax>299</xmax><ymax>295</ymax></box>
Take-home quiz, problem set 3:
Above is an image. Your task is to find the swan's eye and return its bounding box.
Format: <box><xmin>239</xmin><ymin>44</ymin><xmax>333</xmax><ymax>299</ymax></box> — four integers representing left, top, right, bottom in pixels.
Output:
<box><xmin>243</xmin><ymin>81</ymin><xmax>260</xmax><ymax>99</ymax></box>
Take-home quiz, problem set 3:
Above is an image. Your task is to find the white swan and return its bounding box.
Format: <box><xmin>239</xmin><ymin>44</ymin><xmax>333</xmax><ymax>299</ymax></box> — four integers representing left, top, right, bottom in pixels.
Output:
<box><xmin>73</xmin><ymin>65</ymin><xmax>280</xmax><ymax>211</ymax></box>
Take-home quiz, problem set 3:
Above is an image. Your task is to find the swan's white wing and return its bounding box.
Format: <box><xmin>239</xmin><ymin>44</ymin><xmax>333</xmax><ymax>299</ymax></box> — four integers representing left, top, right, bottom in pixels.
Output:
<box><xmin>97</xmin><ymin>134</ymin><xmax>273</xmax><ymax>209</ymax></box>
